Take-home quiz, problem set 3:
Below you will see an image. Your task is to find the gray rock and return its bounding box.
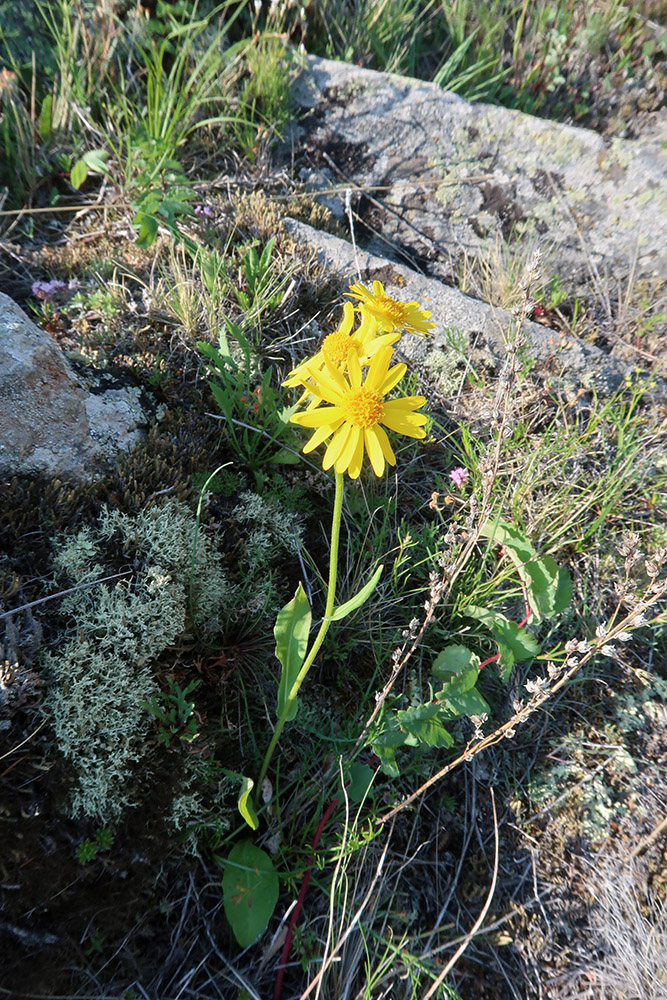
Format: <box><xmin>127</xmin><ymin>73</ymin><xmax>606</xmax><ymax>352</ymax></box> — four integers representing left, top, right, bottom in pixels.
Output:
<box><xmin>289</xmin><ymin>57</ymin><xmax>667</xmax><ymax>292</ymax></box>
<box><xmin>0</xmin><ymin>293</ymin><xmax>148</xmax><ymax>479</ymax></box>
<box><xmin>282</xmin><ymin>218</ymin><xmax>666</xmax><ymax>399</ymax></box>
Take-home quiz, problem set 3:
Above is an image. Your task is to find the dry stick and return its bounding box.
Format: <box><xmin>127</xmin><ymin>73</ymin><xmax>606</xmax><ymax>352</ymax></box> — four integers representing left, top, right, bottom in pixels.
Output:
<box><xmin>376</xmin><ymin>584</ymin><xmax>667</xmax><ymax>826</ymax></box>
<box><xmin>0</xmin><ymin>571</ymin><xmax>132</xmax><ymax>621</ymax></box>
<box><xmin>625</xmin><ymin>814</ymin><xmax>667</xmax><ymax>862</ymax></box>
<box><xmin>421</xmin><ymin>787</ymin><xmax>499</xmax><ymax>1000</ymax></box>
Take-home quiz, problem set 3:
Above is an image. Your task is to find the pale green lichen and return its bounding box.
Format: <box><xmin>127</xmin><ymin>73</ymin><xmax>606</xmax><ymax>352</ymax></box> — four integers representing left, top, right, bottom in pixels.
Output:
<box><xmin>44</xmin><ymin>494</ymin><xmax>304</xmax><ymax>823</ymax></box>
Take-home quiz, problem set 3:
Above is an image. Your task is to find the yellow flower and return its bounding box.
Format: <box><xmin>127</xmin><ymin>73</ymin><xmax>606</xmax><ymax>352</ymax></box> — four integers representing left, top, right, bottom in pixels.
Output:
<box><xmin>290</xmin><ymin>346</ymin><xmax>428</xmax><ymax>479</ymax></box>
<box><xmin>283</xmin><ymin>301</ymin><xmax>399</xmax><ymax>404</ymax></box>
<box><xmin>347</xmin><ymin>280</ymin><xmax>436</xmax><ymax>336</ymax></box>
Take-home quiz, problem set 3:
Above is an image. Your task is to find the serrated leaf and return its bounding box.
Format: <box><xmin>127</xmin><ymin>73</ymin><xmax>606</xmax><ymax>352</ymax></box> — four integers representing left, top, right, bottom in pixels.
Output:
<box><xmin>372</xmin><ymin>721</ymin><xmax>405</xmax><ymax>778</ymax></box>
<box><xmin>238</xmin><ymin>776</ymin><xmax>258</xmax><ymax>831</ymax></box>
<box><xmin>328</xmin><ymin>564</ymin><xmax>383</xmax><ymax>622</ymax></box>
<box><xmin>397</xmin><ymin>702</ymin><xmax>455</xmax><ymax>749</ymax></box>
<box><xmin>70</xmin><ymin>158</ymin><xmax>88</xmax><ymax>190</ymax></box>
<box><xmin>134</xmin><ymin>214</ymin><xmax>159</xmax><ymax>247</ymax></box>
<box><xmin>275</xmin><ymin>584</ymin><xmax>311</xmax><ymax>723</ymax></box>
<box><xmin>222</xmin><ymin>841</ymin><xmax>279</xmax><ymax>947</ymax></box>
<box><xmin>38</xmin><ymin>95</ymin><xmax>52</xmax><ymax>142</ymax></box>
<box><xmin>436</xmin><ymin>668</ymin><xmax>490</xmax><ymax>719</ymax></box>
<box><xmin>432</xmin><ymin>644</ymin><xmax>481</xmax><ymax>678</ymax></box>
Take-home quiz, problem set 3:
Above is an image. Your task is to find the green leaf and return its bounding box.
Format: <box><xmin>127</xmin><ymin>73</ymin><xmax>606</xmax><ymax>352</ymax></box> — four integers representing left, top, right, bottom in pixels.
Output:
<box><xmin>82</xmin><ymin>149</ymin><xmax>111</xmax><ymax>176</ymax></box>
<box><xmin>465</xmin><ymin>606</ymin><xmax>538</xmax><ymax>682</ymax></box>
<box><xmin>222</xmin><ymin>841</ymin><xmax>279</xmax><ymax>947</ymax></box>
<box><xmin>38</xmin><ymin>95</ymin><xmax>52</xmax><ymax>142</ymax></box>
<box><xmin>134</xmin><ymin>214</ymin><xmax>159</xmax><ymax>247</ymax></box>
<box><xmin>345</xmin><ymin>762</ymin><xmax>375</xmax><ymax>804</ymax></box>
<box><xmin>275</xmin><ymin>584</ymin><xmax>311</xmax><ymax>723</ymax></box>
<box><xmin>480</xmin><ymin>518</ymin><xmax>536</xmax><ymax>563</ymax></box>
<box><xmin>270</xmin><ymin>449</ymin><xmax>300</xmax><ymax>465</ymax></box>
<box><xmin>397</xmin><ymin>702</ymin><xmax>455</xmax><ymax>749</ymax></box>
<box><xmin>238</xmin><ymin>775</ymin><xmax>259</xmax><ymax>831</ymax></box>
<box><xmin>436</xmin><ymin>668</ymin><xmax>490</xmax><ymax>719</ymax></box>
<box><xmin>70</xmin><ymin>158</ymin><xmax>88</xmax><ymax>190</ymax></box>
<box><xmin>372</xmin><ymin>723</ymin><xmax>405</xmax><ymax>778</ymax></box>
<box><xmin>524</xmin><ymin>557</ymin><xmax>572</xmax><ymax>620</ymax></box>
<box><xmin>328</xmin><ymin>565</ymin><xmax>383</xmax><ymax>622</ymax></box>
<box><xmin>432</xmin><ymin>644</ymin><xmax>481</xmax><ymax>678</ymax></box>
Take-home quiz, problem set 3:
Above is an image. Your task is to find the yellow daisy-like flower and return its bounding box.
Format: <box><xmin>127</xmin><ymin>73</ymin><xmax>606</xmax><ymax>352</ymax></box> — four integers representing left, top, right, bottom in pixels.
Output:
<box><xmin>347</xmin><ymin>280</ymin><xmax>437</xmax><ymax>337</ymax></box>
<box><xmin>283</xmin><ymin>301</ymin><xmax>399</xmax><ymax>403</ymax></box>
<box><xmin>290</xmin><ymin>345</ymin><xmax>427</xmax><ymax>479</ymax></box>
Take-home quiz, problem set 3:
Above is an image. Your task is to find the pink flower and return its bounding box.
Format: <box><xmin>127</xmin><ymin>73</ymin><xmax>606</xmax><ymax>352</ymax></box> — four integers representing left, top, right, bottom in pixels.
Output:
<box><xmin>194</xmin><ymin>204</ymin><xmax>212</xmax><ymax>217</ymax></box>
<box><xmin>449</xmin><ymin>466</ymin><xmax>468</xmax><ymax>489</ymax></box>
<box><xmin>32</xmin><ymin>279</ymin><xmax>68</xmax><ymax>302</ymax></box>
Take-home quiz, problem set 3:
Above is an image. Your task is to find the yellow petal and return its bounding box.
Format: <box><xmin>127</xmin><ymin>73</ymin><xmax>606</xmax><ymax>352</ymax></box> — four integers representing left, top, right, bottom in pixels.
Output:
<box><xmin>380</xmin><ymin>361</ymin><xmax>407</xmax><ymax>396</ymax></box>
<box><xmin>345</xmin><ymin>431</ymin><xmax>365</xmax><ymax>479</ymax></box>
<box><xmin>291</xmin><ymin>405</ymin><xmax>345</xmax><ymax>428</ymax></box>
<box><xmin>323</xmin><ymin>423</ymin><xmax>352</xmax><ymax>470</ymax></box>
<box><xmin>364</xmin><ymin>427</ymin><xmax>385</xmax><ymax>477</ymax></box>
<box><xmin>336</xmin><ymin>425</ymin><xmax>361</xmax><ymax>474</ymax></box>
<box><xmin>303</xmin><ymin>422</ymin><xmax>339</xmax><ymax>453</ymax></box>
<box><xmin>373</xmin><ymin>423</ymin><xmax>396</xmax><ymax>466</ymax></box>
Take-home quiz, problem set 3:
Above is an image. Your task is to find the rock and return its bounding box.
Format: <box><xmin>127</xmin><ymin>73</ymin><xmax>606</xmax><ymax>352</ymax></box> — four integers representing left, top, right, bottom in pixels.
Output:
<box><xmin>0</xmin><ymin>293</ymin><xmax>148</xmax><ymax>479</ymax></box>
<box><xmin>282</xmin><ymin>218</ymin><xmax>666</xmax><ymax>399</ymax></box>
<box><xmin>289</xmin><ymin>57</ymin><xmax>667</xmax><ymax>293</ymax></box>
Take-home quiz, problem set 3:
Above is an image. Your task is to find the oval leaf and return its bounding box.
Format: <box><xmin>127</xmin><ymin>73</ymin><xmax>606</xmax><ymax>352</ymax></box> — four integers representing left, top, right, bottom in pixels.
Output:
<box><xmin>70</xmin><ymin>158</ymin><xmax>88</xmax><ymax>190</ymax></box>
<box><xmin>222</xmin><ymin>841</ymin><xmax>279</xmax><ymax>947</ymax></box>
<box><xmin>328</xmin><ymin>564</ymin><xmax>383</xmax><ymax>622</ymax></box>
<box><xmin>432</xmin><ymin>644</ymin><xmax>480</xmax><ymax>678</ymax></box>
<box><xmin>275</xmin><ymin>583</ymin><xmax>311</xmax><ymax>722</ymax></box>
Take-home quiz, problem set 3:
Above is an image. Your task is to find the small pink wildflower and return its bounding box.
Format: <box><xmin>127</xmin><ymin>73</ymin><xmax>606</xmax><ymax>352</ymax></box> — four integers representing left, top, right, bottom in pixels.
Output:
<box><xmin>194</xmin><ymin>204</ymin><xmax>212</xmax><ymax>217</ymax></box>
<box><xmin>450</xmin><ymin>466</ymin><xmax>468</xmax><ymax>489</ymax></box>
<box><xmin>32</xmin><ymin>279</ymin><xmax>69</xmax><ymax>302</ymax></box>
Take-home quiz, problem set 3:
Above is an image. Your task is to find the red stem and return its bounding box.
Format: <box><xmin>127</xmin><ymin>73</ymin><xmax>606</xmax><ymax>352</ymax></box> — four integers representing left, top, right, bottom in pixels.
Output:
<box><xmin>274</xmin><ymin>798</ymin><xmax>339</xmax><ymax>1000</ymax></box>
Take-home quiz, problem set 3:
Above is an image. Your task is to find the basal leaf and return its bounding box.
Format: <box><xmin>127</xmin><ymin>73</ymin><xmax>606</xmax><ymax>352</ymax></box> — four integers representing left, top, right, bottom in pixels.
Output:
<box><xmin>345</xmin><ymin>762</ymin><xmax>375</xmax><ymax>804</ymax></box>
<box><xmin>134</xmin><ymin>213</ymin><xmax>159</xmax><ymax>247</ymax></box>
<box><xmin>275</xmin><ymin>583</ymin><xmax>311</xmax><ymax>723</ymax></box>
<box><xmin>328</xmin><ymin>565</ymin><xmax>383</xmax><ymax>622</ymax></box>
<box><xmin>82</xmin><ymin>148</ymin><xmax>111</xmax><ymax>176</ymax></box>
<box><xmin>432</xmin><ymin>644</ymin><xmax>481</xmax><ymax>678</ymax></box>
<box><xmin>222</xmin><ymin>841</ymin><xmax>279</xmax><ymax>947</ymax></box>
<box><xmin>238</xmin><ymin>775</ymin><xmax>258</xmax><ymax>831</ymax></box>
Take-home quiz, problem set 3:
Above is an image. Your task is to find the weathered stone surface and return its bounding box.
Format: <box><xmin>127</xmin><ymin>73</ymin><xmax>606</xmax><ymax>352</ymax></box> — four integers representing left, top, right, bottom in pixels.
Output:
<box><xmin>289</xmin><ymin>57</ymin><xmax>667</xmax><ymax>291</ymax></box>
<box><xmin>283</xmin><ymin>218</ymin><xmax>666</xmax><ymax>399</ymax></box>
<box><xmin>0</xmin><ymin>293</ymin><xmax>148</xmax><ymax>478</ymax></box>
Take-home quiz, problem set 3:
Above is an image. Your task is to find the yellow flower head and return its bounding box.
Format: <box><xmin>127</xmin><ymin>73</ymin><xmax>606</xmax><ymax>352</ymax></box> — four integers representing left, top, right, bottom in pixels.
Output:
<box><xmin>282</xmin><ymin>301</ymin><xmax>399</xmax><ymax>401</ymax></box>
<box><xmin>347</xmin><ymin>280</ymin><xmax>436</xmax><ymax>337</ymax></box>
<box><xmin>290</xmin><ymin>345</ymin><xmax>427</xmax><ymax>479</ymax></box>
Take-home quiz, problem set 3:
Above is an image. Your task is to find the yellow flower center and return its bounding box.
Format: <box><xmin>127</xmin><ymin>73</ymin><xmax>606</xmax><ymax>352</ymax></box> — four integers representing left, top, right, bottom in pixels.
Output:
<box><xmin>345</xmin><ymin>387</ymin><xmax>384</xmax><ymax>428</ymax></box>
<box><xmin>375</xmin><ymin>295</ymin><xmax>408</xmax><ymax>324</ymax></box>
<box><xmin>322</xmin><ymin>331</ymin><xmax>351</xmax><ymax>368</ymax></box>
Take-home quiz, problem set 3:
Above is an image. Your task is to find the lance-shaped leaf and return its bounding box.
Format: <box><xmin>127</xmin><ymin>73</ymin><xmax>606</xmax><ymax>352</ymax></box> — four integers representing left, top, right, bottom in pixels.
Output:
<box><xmin>275</xmin><ymin>583</ymin><xmax>311</xmax><ymax>722</ymax></box>
<box><xmin>237</xmin><ymin>775</ymin><xmax>259</xmax><ymax>831</ymax></box>
<box><xmin>222</xmin><ymin>841</ymin><xmax>279</xmax><ymax>947</ymax></box>
<box><xmin>328</xmin><ymin>564</ymin><xmax>383</xmax><ymax>622</ymax></box>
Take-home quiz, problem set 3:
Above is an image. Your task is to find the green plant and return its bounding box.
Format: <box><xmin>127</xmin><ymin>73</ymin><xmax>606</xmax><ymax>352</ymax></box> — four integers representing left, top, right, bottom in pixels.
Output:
<box><xmin>198</xmin><ymin>319</ymin><xmax>303</xmax><ymax>485</ymax></box>
<box><xmin>76</xmin><ymin>826</ymin><xmax>114</xmax><ymax>863</ymax></box>
<box><xmin>141</xmin><ymin>676</ymin><xmax>201</xmax><ymax>747</ymax></box>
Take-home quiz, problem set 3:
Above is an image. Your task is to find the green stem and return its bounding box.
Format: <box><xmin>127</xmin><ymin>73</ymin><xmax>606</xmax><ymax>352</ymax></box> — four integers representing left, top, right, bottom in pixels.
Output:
<box><xmin>254</xmin><ymin>471</ymin><xmax>345</xmax><ymax>802</ymax></box>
